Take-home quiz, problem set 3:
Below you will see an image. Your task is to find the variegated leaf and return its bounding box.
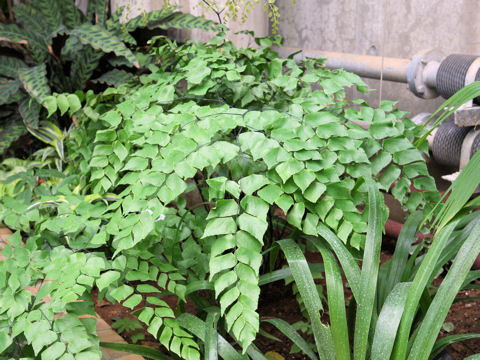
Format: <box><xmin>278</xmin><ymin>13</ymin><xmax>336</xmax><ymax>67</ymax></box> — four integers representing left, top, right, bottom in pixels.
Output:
<box><xmin>18</xmin><ymin>64</ymin><xmax>51</xmax><ymax>103</ymax></box>
<box><xmin>125</xmin><ymin>8</ymin><xmax>174</xmax><ymax>32</ymax></box>
<box><xmin>0</xmin><ymin>80</ymin><xmax>21</xmax><ymax>105</ymax></box>
<box><xmin>70</xmin><ymin>24</ymin><xmax>139</xmax><ymax>67</ymax></box>
<box><xmin>0</xmin><ymin>23</ymin><xmax>31</xmax><ymax>45</ymax></box>
<box><xmin>0</xmin><ymin>111</ymin><xmax>26</xmax><ymax>154</ymax></box>
<box><xmin>18</xmin><ymin>96</ymin><xmax>40</xmax><ymax>128</ymax></box>
<box><xmin>105</xmin><ymin>18</ymin><xmax>137</xmax><ymax>46</ymax></box>
<box><xmin>61</xmin><ymin>36</ymin><xmax>83</xmax><ymax>61</ymax></box>
<box><xmin>70</xmin><ymin>46</ymin><xmax>103</xmax><ymax>90</ymax></box>
<box><xmin>60</xmin><ymin>0</ymin><xmax>84</xmax><ymax>29</ymax></box>
<box><xmin>31</xmin><ymin>0</ymin><xmax>62</xmax><ymax>34</ymax></box>
<box><xmin>0</xmin><ymin>23</ymin><xmax>48</xmax><ymax>63</ymax></box>
<box><xmin>0</xmin><ymin>56</ymin><xmax>26</xmax><ymax>78</ymax></box>
<box><xmin>13</xmin><ymin>4</ymin><xmax>50</xmax><ymax>37</ymax></box>
<box><xmin>154</xmin><ymin>12</ymin><xmax>226</xmax><ymax>32</ymax></box>
<box><xmin>91</xmin><ymin>69</ymin><xmax>135</xmax><ymax>87</ymax></box>
<box><xmin>87</xmin><ymin>0</ymin><xmax>108</xmax><ymax>25</ymax></box>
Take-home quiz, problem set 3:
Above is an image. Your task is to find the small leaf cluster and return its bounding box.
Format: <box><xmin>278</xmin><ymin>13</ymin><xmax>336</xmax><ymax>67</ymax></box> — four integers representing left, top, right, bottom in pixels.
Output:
<box><xmin>0</xmin><ymin>33</ymin><xmax>440</xmax><ymax>359</ymax></box>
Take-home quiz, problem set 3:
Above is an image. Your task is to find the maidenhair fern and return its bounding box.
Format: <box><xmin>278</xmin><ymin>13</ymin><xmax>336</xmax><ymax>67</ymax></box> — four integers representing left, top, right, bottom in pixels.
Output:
<box><xmin>0</xmin><ymin>32</ymin><xmax>440</xmax><ymax>359</ymax></box>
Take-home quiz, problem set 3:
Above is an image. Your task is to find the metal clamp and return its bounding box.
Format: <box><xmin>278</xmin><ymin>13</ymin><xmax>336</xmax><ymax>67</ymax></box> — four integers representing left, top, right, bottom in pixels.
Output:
<box><xmin>406</xmin><ymin>49</ymin><xmax>444</xmax><ymax>99</ymax></box>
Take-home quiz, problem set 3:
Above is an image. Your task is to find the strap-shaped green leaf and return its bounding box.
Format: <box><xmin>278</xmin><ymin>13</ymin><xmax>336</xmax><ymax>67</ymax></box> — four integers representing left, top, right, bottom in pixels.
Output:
<box><xmin>353</xmin><ymin>179</ymin><xmax>384</xmax><ymax>360</ymax></box>
<box><xmin>18</xmin><ymin>64</ymin><xmax>51</xmax><ymax>103</ymax></box>
<box><xmin>408</xmin><ymin>217</ymin><xmax>480</xmax><ymax>360</ymax></box>
<box><xmin>178</xmin><ymin>313</ymin><xmax>247</xmax><ymax>360</ymax></box>
<box><xmin>70</xmin><ymin>24</ymin><xmax>139</xmax><ymax>67</ymax></box>
<box><xmin>370</xmin><ymin>282</ymin><xmax>410</xmax><ymax>360</ymax></box>
<box><xmin>264</xmin><ymin>318</ymin><xmax>318</xmax><ymax>360</ymax></box>
<box><xmin>100</xmin><ymin>342</ymin><xmax>171</xmax><ymax>360</ymax></box>
<box><xmin>392</xmin><ymin>220</ymin><xmax>457</xmax><ymax>360</ymax></box>
<box><xmin>278</xmin><ymin>239</ymin><xmax>335</xmax><ymax>360</ymax></box>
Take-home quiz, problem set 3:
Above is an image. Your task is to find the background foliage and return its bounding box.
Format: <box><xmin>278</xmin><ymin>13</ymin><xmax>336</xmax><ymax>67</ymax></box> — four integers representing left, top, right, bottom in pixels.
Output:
<box><xmin>0</xmin><ymin>0</ymin><xmax>223</xmax><ymax>155</ymax></box>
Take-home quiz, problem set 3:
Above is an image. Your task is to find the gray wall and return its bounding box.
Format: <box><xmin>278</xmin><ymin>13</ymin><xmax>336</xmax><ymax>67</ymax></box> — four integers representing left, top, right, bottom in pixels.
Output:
<box><xmin>277</xmin><ymin>1</ymin><xmax>480</xmax><ymax>116</ymax></box>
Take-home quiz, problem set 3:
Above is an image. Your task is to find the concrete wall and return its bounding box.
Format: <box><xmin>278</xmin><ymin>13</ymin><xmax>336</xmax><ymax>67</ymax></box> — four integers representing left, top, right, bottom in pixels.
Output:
<box><xmin>110</xmin><ymin>0</ymin><xmax>269</xmax><ymax>47</ymax></box>
<box><xmin>277</xmin><ymin>0</ymin><xmax>480</xmax><ymax>116</ymax></box>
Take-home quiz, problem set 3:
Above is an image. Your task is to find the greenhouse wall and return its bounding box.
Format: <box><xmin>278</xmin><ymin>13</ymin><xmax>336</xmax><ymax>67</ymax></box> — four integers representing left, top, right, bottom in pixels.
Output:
<box><xmin>91</xmin><ymin>0</ymin><xmax>480</xmax><ymax>115</ymax></box>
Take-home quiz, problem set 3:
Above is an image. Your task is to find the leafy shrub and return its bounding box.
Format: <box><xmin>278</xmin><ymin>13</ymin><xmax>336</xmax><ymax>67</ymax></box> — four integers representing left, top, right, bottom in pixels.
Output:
<box><xmin>0</xmin><ymin>33</ymin><xmax>441</xmax><ymax>359</ymax></box>
<box><xmin>0</xmin><ymin>0</ymin><xmax>223</xmax><ymax>154</ymax></box>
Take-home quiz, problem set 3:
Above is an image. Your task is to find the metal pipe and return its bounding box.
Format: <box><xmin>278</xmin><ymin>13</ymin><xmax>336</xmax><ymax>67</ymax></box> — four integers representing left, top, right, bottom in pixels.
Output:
<box><xmin>277</xmin><ymin>46</ymin><xmax>411</xmax><ymax>83</ymax></box>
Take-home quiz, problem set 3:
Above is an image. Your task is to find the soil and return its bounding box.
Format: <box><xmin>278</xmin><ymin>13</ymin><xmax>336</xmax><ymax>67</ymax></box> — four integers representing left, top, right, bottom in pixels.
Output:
<box><xmin>94</xmin><ymin>250</ymin><xmax>480</xmax><ymax>360</ymax></box>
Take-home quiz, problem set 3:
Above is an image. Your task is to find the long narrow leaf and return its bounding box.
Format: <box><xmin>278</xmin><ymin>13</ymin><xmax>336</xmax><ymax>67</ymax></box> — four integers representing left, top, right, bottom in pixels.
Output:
<box><xmin>264</xmin><ymin>318</ymin><xmax>318</xmax><ymax>360</ymax></box>
<box><xmin>278</xmin><ymin>239</ymin><xmax>335</xmax><ymax>360</ymax></box>
<box><xmin>370</xmin><ymin>282</ymin><xmax>411</xmax><ymax>360</ymax></box>
<box><xmin>433</xmin><ymin>149</ymin><xmax>480</xmax><ymax>231</ymax></box>
<box><xmin>205</xmin><ymin>309</ymin><xmax>219</xmax><ymax>360</ymax></box>
<box><xmin>385</xmin><ymin>212</ymin><xmax>423</xmax><ymax>297</ymax></box>
<box><xmin>431</xmin><ymin>333</ymin><xmax>480</xmax><ymax>357</ymax></box>
<box><xmin>407</xmin><ymin>219</ymin><xmax>480</xmax><ymax>360</ymax></box>
<box><xmin>353</xmin><ymin>179</ymin><xmax>384</xmax><ymax>360</ymax></box>
<box><xmin>258</xmin><ymin>263</ymin><xmax>325</xmax><ymax>286</ymax></box>
<box><xmin>100</xmin><ymin>342</ymin><xmax>171</xmax><ymax>360</ymax></box>
<box><xmin>415</xmin><ymin>82</ymin><xmax>480</xmax><ymax>148</ymax></box>
<box><xmin>178</xmin><ymin>313</ymin><xmax>247</xmax><ymax>360</ymax></box>
<box><xmin>316</xmin><ymin>223</ymin><xmax>361</xmax><ymax>298</ymax></box>
<box><xmin>392</xmin><ymin>221</ymin><xmax>457</xmax><ymax>360</ymax></box>
<box><xmin>313</xmin><ymin>240</ymin><xmax>350</xmax><ymax>360</ymax></box>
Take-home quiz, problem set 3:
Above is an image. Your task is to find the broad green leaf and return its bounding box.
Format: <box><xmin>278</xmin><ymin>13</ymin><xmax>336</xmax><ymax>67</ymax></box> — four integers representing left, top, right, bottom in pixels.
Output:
<box><xmin>203</xmin><ymin>217</ymin><xmax>237</xmax><ymax>238</ymax></box>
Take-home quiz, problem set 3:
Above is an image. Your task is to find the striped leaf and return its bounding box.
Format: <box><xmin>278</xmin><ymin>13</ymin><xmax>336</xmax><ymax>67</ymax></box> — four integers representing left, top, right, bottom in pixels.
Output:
<box><xmin>153</xmin><ymin>12</ymin><xmax>226</xmax><ymax>32</ymax></box>
<box><xmin>0</xmin><ymin>23</ymin><xmax>31</xmax><ymax>45</ymax></box>
<box><xmin>70</xmin><ymin>24</ymin><xmax>139</xmax><ymax>67</ymax></box>
<box><xmin>18</xmin><ymin>96</ymin><xmax>40</xmax><ymax>128</ymax></box>
<box><xmin>125</xmin><ymin>8</ymin><xmax>174</xmax><ymax>31</ymax></box>
<box><xmin>59</xmin><ymin>0</ymin><xmax>84</xmax><ymax>29</ymax></box>
<box><xmin>26</xmin><ymin>121</ymin><xmax>64</xmax><ymax>160</ymax></box>
<box><xmin>91</xmin><ymin>69</ymin><xmax>135</xmax><ymax>87</ymax></box>
<box><xmin>0</xmin><ymin>56</ymin><xmax>26</xmax><ymax>79</ymax></box>
<box><xmin>31</xmin><ymin>0</ymin><xmax>62</xmax><ymax>34</ymax></box>
<box><xmin>0</xmin><ymin>80</ymin><xmax>21</xmax><ymax>105</ymax></box>
<box><xmin>70</xmin><ymin>46</ymin><xmax>103</xmax><ymax>90</ymax></box>
<box><xmin>87</xmin><ymin>0</ymin><xmax>108</xmax><ymax>25</ymax></box>
<box><xmin>18</xmin><ymin>64</ymin><xmax>51</xmax><ymax>103</ymax></box>
<box><xmin>61</xmin><ymin>36</ymin><xmax>83</xmax><ymax>61</ymax></box>
<box><xmin>13</xmin><ymin>4</ymin><xmax>50</xmax><ymax>37</ymax></box>
<box><xmin>0</xmin><ymin>112</ymin><xmax>26</xmax><ymax>154</ymax></box>
<box><xmin>0</xmin><ymin>24</ymin><xmax>48</xmax><ymax>63</ymax></box>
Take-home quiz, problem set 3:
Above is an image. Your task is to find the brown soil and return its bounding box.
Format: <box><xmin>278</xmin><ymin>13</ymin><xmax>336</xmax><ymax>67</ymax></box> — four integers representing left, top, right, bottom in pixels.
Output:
<box><xmin>94</xmin><ymin>254</ymin><xmax>480</xmax><ymax>360</ymax></box>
